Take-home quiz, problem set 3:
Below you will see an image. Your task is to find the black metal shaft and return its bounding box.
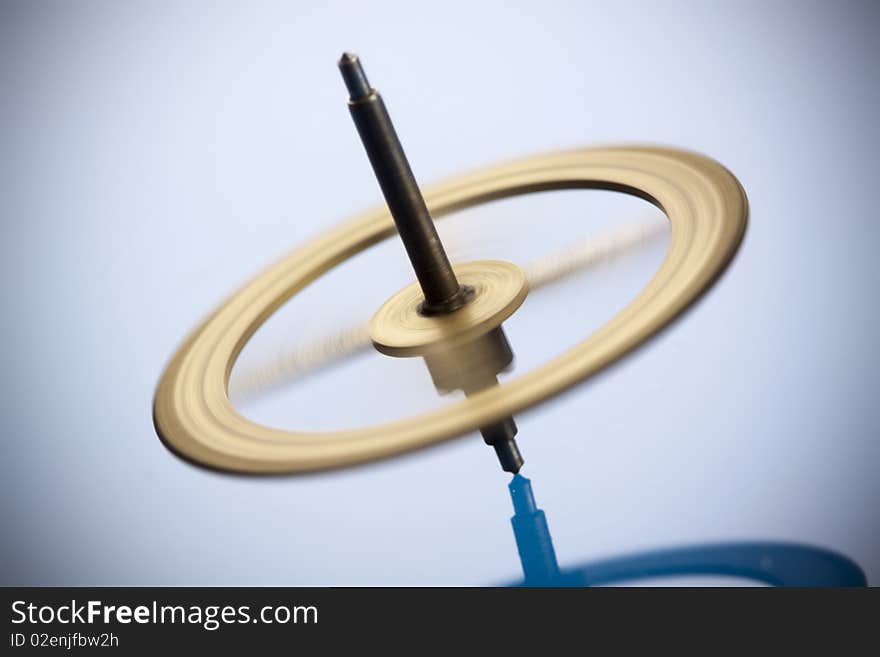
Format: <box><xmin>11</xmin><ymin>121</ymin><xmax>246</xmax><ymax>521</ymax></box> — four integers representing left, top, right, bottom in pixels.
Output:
<box><xmin>339</xmin><ymin>53</ymin><xmax>470</xmax><ymax>315</ymax></box>
<box><xmin>481</xmin><ymin>416</ymin><xmax>524</xmax><ymax>475</ymax></box>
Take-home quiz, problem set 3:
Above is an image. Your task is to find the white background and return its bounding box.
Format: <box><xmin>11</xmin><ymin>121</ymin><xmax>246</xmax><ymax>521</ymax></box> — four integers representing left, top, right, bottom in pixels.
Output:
<box><xmin>2</xmin><ymin>0</ymin><xmax>878</xmax><ymax>584</ymax></box>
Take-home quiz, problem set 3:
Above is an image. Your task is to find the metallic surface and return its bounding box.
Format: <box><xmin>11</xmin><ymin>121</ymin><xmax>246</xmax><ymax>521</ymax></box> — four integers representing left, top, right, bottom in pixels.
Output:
<box><xmin>152</xmin><ymin>145</ymin><xmax>748</xmax><ymax>474</ymax></box>
<box><xmin>339</xmin><ymin>53</ymin><xmax>471</xmax><ymax>314</ymax></box>
<box><xmin>369</xmin><ymin>259</ymin><xmax>528</xmax><ymax>357</ymax></box>
<box><xmin>423</xmin><ymin>326</ymin><xmax>524</xmax><ymax>473</ymax></box>
<box><xmin>229</xmin><ymin>216</ymin><xmax>667</xmax><ymax>401</ymax></box>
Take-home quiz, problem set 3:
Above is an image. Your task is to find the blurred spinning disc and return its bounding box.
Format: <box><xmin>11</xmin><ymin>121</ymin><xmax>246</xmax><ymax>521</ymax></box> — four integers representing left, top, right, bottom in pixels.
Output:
<box><xmin>153</xmin><ymin>145</ymin><xmax>747</xmax><ymax>474</ymax></box>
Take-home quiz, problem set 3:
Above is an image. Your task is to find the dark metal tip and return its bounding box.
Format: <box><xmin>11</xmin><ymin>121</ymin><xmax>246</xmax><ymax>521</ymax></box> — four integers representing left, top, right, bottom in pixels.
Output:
<box><xmin>338</xmin><ymin>52</ymin><xmax>372</xmax><ymax>100</ymax></box>
<box><xmin>481</xmin><ymin>416</ymin><xmax>523</xmax><ymax>473</ymax></box>
<box><xmin>493</xmin><ymin>438</ymin><xmax>524</xmax><ymax>474</ymax></box>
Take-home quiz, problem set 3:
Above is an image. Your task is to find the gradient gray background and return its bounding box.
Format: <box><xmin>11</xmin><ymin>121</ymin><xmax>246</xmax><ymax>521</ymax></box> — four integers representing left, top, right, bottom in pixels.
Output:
<box><xmin>2</xmin><ymin>0</ymin><xmax>878</xmax><ymax>585</ymax></box>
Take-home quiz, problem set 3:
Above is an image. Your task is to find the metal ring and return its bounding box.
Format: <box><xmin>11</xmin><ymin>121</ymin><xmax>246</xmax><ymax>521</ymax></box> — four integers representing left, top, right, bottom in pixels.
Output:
<box><xmin>370</xmin><ymin>259</ymin><xmax>529</xmax><ymax>357</ymax></box>
<box><xmin>153</xmin><ymin>146</ymin><xmax>748</xmax><ymax>473</ymax></box>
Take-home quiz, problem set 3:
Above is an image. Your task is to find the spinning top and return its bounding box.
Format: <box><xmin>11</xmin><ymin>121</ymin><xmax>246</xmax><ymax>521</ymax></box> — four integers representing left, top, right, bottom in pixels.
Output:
<box><xmin>152</xmin><ymin>54</ymin><xmax>748</xmax><ymax>474</ymax></box>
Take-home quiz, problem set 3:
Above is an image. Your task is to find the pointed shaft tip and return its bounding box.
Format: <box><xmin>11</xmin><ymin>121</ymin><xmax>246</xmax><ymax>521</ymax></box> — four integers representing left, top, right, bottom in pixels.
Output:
<box><xmin>338</xmin><ymin>52</ymin><xmax>372</xmax><ymax>100</ymax></box>
<box><xmin>493</xmin><ymin>438</ymin><xmax>524</xmax><ymax>475</ymax></box>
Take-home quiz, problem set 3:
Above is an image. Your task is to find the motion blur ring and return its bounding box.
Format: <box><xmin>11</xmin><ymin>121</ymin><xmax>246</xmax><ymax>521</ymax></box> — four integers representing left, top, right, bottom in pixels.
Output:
<box><xmin>153</xmin><ymin>146</ymin><xmax>748</xmax><ymax>474</ymax></box>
